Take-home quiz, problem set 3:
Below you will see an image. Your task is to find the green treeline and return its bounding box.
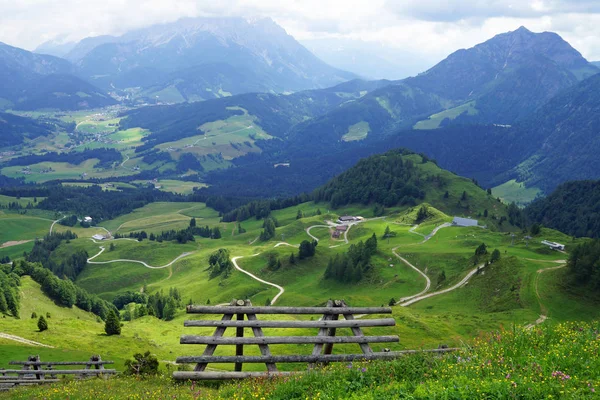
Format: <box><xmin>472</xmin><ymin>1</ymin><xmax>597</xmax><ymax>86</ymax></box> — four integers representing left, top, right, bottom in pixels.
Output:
<box><xmin>0</xmin><ymin>266</ymin><xmax>20</xmax><ymax>318</ymax></box>
<box><xmin>6</xmin><ymin>148</ymin><xmax>122</xmax><ymax>169</ymax></box>
<box><xmin>568</xmin><ymin>240</ymin><xmax>600</xmax><ymax>287</ymax></box>
<box><xmin>324</xmin><ymin>234</ymin><xmax>378</xmax><ymax>283</ymax></box>
<box><xmin>221</xmin><ymin>195</ymin><xmax>310</xmax><ymax>223</ymax></box>
<box><xmin>313</xmin><ymin>150</ymin><xmax>426</xmax><ymax>208</ymax></box>
<box><xmin>527</xmin><ymin>180</ymin><xmax>600</xmax><ymax>238</ymax></box>
<box><xmin>9</xmin><ymin>260</ymin><xmax>116</xmax><ymax>320</ymax></box>
<box><xmin>27</xmin><ymin>231</ymin><xmax>88</xmax><ymax>281</ymax></box>
<box><xmin>119</xmin><ymin>219</ymin><xmax>221</xmax><ymax>243</ymax></box>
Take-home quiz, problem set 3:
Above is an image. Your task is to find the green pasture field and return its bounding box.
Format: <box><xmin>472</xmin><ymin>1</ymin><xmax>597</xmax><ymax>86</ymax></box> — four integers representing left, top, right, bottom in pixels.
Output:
<box><xmin>132</xmin><ymin>179</ymin><xmax>207</xmax><ymax>195</ymax></box>
<box><xmin>342</xmin><ymin>121</ymin><xmax>370</xmax><ymax>142</ymax></box>
<box><xmin>0</xmin><ymin>159</ymin><xmax>130</xmax><ymax>183</ymax></box>
<box><xmin>0</xmin><ymin>213</ymin><xmax>52</xmax><ymax>243</ymax></box>
<box><xmin>414</xmin><ymin>101</ymin><xmax>478</xmax><ymax>130</ymax></box>
<box><xmin>98</xmin><ymin>202</ymin><xmax>220</xmax><ymax>235</ymax></box>
<box><xmin>0</xmin><ymin>241</ymin><xmax>35</xmax><ymax>260</ymax></box>
<box><xmin>75</xmin><ymin>117</ymin><xmax>120</xmax><ymax>135</ymax></box>
<box><xmin>492</xmin><ymin>179</ymin><xmax>542</xmax><ymax>206</ymax></box>
<box><xmin>155</xmin><ymin>108</ymin><xmax>274</xmax><ymax>161</ymax></box>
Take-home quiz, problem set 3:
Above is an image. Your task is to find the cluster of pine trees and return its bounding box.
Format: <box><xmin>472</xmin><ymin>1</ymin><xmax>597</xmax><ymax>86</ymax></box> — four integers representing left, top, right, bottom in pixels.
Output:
<box><xmin>313</xmin><ymin>150</ymin><xmax>426</xmax><ymax>208</ymax></box>
<box><xmin>0</xmin><ymin>266</ymin><xmax>20</xmax><ymax>318</ymax></box>
<box><xmin>121</xmin><ymin>219</ymin><xmax>221</xmax><ymax>244</ymax></box>
<box><xmin>265</xmin><ymin>240</ymin><xmax>317</xmax><ymax>271</ymax></box>
<box><xmin>27</xmin><ymin>231</ymin><xmax>88</xmax><ymax>280</ymax></box>
<box><xmin>209</xmin><ymin>249</ymin><xmax>234</xmax><ymax>279</ymax></box>
<box><xmin>0</xmin><ymin>201</ymin><xmax>36</xmax><ymax>210</ymax></box>
<box><xmin>12</xmin><ymin>260</ymin><xmax>116</xmax><ymax>320</ymax></box>
<box><xmin>112</xmin><ymin>288</ymin><xmax>183</xmax><ymax>322</ymax></box>
<box><xmin>220</xmin><ymin>194</ymin><xmax>311</xmax><ymax>223</ymax></box>
<box><xmin>59</xmin><ymin>215</ymin><xmax>79</xmax><ymax>227</ymax></box>
<box><xmin>259</xmin><ymin>217</ymin><xmax>278</xmax><ymax>241</ymax></box>
<box><xmin>324</xmin><ymin>234</ymin><xmax>378</xmax><ymax>283</ymax></box>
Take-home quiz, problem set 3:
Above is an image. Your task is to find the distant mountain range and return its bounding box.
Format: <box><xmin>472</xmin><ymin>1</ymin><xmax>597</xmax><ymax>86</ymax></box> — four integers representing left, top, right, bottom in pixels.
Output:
<box><xmin>0</xmin><ymin>42</ymin><xmax>115</xmax><ymax>110</ymax></box>
<box><xmin>37</xmin><ymin>17</ymin><xmax>357</xmax><ymax>102</ymax></box>
<box><xmin>4</xmin><ymin>24</ymin><xmax>600</xmax><ymax>202</ymax></box>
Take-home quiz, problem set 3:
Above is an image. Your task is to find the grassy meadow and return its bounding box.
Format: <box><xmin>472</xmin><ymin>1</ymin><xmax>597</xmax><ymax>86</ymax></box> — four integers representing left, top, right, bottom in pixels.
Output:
<box><xmin>0</xmin><ymin>189</ymin><xmax>599</xmax><ymax>398</ymax></box>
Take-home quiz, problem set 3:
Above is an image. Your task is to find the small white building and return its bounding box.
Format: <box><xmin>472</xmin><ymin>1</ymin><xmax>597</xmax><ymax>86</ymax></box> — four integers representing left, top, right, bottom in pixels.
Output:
<box><xmin>452</xmin><ymin>217</ymin><xmax>478</xmax><ymax>227</ymax></box>
<box><xmin>84</xmin><ymin>216</ymin><xmax>93</xmax><ymax>223</ymax></box>
<box><xmin>541</xmin><ymin>240</ymin><xmax>565</xmax><ymax>251</ymax></box>
<box><xmin>92</xmin><ymin>234</ymin><xmax>105</xmax><ymax>241</ymax></box>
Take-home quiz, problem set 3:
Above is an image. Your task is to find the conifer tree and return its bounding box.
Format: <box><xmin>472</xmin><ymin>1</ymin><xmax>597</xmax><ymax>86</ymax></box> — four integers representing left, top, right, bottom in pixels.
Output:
<box><xmin>104</xmin><ymin>309</ymin><xmax>121</xmax><ymax>335</ymax></box>
<box><xmin>37</xmin><ymin>315</ymin><xmax>48</xmax><ymax>332</ymax></box>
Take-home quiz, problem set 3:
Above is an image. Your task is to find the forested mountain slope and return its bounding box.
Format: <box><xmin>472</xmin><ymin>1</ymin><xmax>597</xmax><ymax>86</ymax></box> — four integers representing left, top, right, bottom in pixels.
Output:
<box><xmin>526</xmin><ymin>180</ymin><xmax>600</xmax><ymax>238</ymax></box>
<box><xmin>0</xmin><ymin>42</ymin><xmax>115</xmax><ymax>110</ymax></box>
<box><xmin>509</xmin><ymin>73</ymin><xmax>600</xmax><ymax>192</ymax></box>
<box><xmin>0</xmin><ymin>112</ymin><xmax>55</xmax><ymax>147</ymax></box>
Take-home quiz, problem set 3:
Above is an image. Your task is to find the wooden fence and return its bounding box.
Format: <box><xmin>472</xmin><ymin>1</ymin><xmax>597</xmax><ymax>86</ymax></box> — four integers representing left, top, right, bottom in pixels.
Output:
<box><xmin>0</xmin><ymin>355</ymin><xmax>116</xmax><ymax>389</ymax></box>
<box><xmin>174</xmin><ymin>299</ymin><xmax>407</xmax><ymax>380</ymax></box>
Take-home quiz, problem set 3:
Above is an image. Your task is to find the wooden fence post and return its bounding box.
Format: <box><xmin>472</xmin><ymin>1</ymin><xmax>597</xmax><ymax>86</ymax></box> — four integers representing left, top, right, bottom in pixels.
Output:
<box><xmin>235</xmin><ymin>299</ymin><xmax>245</xmax><ymax>372</ymax></box>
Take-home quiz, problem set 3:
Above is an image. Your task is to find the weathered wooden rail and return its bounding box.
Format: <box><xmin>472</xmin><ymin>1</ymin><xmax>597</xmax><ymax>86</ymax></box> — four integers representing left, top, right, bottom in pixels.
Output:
<box><xmin>174</xmin><ymin>299</ymin><xmax>405</xmax><ymax>380</ymax></box>
<box><xmin>0</xmin><ymin>355</ymin><xmax>116</xmax><ymax>390</ymax></box>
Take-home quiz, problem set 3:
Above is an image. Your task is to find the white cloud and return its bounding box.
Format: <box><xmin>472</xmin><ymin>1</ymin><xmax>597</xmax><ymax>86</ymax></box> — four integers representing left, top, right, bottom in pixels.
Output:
<box><xmin>0</xmin><ymin>0</ymin><xmax>599</xmax><ymax>63</ymax></box>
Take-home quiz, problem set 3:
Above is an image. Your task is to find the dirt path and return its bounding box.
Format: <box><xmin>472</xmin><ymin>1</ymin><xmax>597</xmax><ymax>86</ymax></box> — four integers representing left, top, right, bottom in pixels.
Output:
<box><xmin>0</xmin><ymin>240</ymin><xmax>32</xmax><ymax>248</ymax></box>
<box><xmin>0</xmin><ymin>332</ymin><xmax>54</xmax><ymax>348</ymax></box>
<box><xmin>400</xmin><ymin>262</ymin><xmax>486</xmax><ymax>306</ymax></box>
<box><xmin>392</xmin><ymin>248</ymin><xmax>431</xmax><ymax>303</ymax></box>
<box><xmin>305</xmin><ymin>225</ymin><xmax>330</xmax><ymax>242</ymax></box>
<box><xmin>87</xmin><ymin>242</ymin><xmax>193</xmax><ymax>269</ymax></box>
<box><xmin>525</xmin><ymin>263</ymin><xmax>567</xmax><ymax>329</ymax></box>
<box><xmin>274</xmin><ymin>242</ymin><xmax>298</xmax><ymax>248</ymax></box>
<box><xmin>392</xmin><ymin>222</ymin><xmax>452</xmax><ymax>304</ymax></box>
<box><xmin>49</xmin><ymin>215</ymin><xmax>65</xmax><ymax>234</ymax></box>
<box><xmin>232</xmin><ymin>254</ymin><xmax>285</xmax><ymax>305</ymax></box>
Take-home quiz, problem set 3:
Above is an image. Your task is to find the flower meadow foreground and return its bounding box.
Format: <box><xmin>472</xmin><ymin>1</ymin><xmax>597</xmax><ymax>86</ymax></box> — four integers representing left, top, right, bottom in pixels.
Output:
<box><xmin>3</xmin><ymin>321</ymin><xmax>600</xmax><ymax>399</ymax></box>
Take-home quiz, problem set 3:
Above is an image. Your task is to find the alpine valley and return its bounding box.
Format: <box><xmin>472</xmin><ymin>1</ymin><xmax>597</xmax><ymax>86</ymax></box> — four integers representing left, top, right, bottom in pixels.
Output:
<box><xmin>1</xmin><ymin>15</ymin><xmax>600</xmax><ymax>400</ymax></box>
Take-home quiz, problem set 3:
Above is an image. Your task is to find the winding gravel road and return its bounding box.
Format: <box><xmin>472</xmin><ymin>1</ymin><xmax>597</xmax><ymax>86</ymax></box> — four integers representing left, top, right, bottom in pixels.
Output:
<box><xmin>400</xmin><ymin>262</ymin><xmax>486</xmax><ymax>306</ymax></box>
<box><xmin>87</xmin><ymin>243</ymin><xmax>193</xmax><ymax>269</ymax></box>
<box><xmin>231</xmin><ymin>255</ymin><xmax>285</xmax><ymax>305</ymax></box>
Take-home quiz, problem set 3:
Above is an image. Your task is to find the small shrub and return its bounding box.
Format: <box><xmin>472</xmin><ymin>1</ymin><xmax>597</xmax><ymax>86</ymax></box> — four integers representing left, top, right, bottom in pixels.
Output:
<box><xmin>124</xmin><ymin>351</ymin><xmax>159</xmax><ymax>376</ymax></box>
<box><xmin>31</xmin><ymin>312</ymin><xmax>37</xmax><ymax>319</ymax></box>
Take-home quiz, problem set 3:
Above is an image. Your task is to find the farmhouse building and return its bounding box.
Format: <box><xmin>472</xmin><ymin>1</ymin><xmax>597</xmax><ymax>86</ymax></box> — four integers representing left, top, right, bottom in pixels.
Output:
<box><xmin>84</xmin><ymin>216</ymin><xmax>93</xmax><ymax>223</ymax></box>
<box><xmin>339</xmin><ymin>216</ymin><xmax>358</xmax><ymax>223</ymax></box>
<box><xmin>452</xmin><ymin>217</ymin><xmax>478</xmax><ymax>227</ymax></box>
<box><xmin>92</xmin><ymin>234</ymin><xmax>105</xmax><ymax>241</ymax></box>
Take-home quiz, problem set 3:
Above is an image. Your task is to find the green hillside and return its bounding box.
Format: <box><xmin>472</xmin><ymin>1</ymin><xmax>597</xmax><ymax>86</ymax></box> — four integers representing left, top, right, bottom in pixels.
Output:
<box><xmin>1</xmin><ymin>149</ymin><xmax>599</xmax><ymax>398</ymax></box>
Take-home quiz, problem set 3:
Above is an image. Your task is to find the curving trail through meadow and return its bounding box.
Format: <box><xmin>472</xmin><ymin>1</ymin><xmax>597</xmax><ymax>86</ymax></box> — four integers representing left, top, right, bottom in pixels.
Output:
<box><xmin>400</xmin><ymin>262</ymin><xmax>486</xmax><ymax>306</ymax></box>
<box><xmin>87</xmin><ymin>239</ymin><xmax>193</xmax><ymax>269</ymax></box>
<box><xmin>392</xmin><ymin>221</ymin><xmax>493</xmax><ymax>306</ymax></box>
<box><xmin>525</xmin><ymin>262</ymin><xmax>567</xmax><ymax>329</ymax></box>
<box><xmin>392</xmin><ymin>248</ymin><xmax>431</xmax><ymax>304</ymax></box>
<box><xmin>231</xmin><ymin>254</ymin><xmax>285</xmax><ymax>305</ymax></box>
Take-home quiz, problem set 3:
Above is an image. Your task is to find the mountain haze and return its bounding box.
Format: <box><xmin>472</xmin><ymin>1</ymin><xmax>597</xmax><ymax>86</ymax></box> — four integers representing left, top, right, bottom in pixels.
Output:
<box><xmin>0</xmin><ymin>42</ymin><xmax>115</xmax><ymax>110</ymax></box>
<box><xmin>61</xmin><ymin>17</ymin><xmax>356</xmax><ymax>101</ymax></box>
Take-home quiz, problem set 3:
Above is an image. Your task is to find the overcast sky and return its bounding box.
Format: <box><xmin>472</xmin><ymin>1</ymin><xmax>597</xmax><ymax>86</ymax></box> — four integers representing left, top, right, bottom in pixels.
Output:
<box><xmin>2</xmin><ymin>0</ymin><xmax>600</xmax><ymax>66</ymax></box>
